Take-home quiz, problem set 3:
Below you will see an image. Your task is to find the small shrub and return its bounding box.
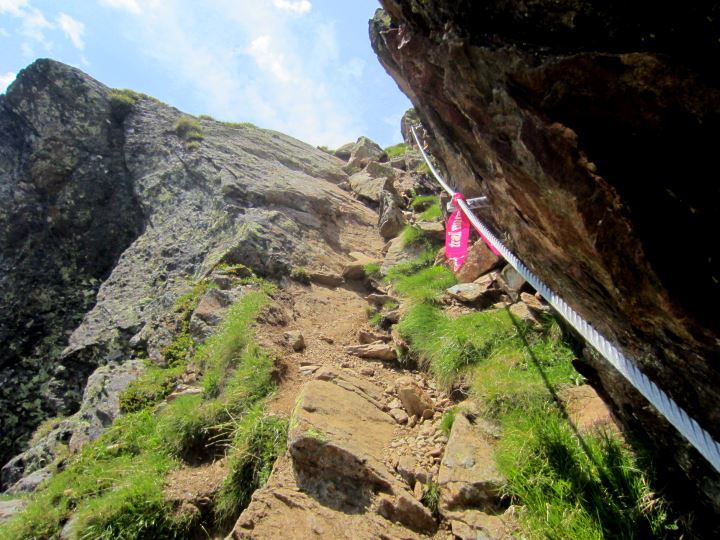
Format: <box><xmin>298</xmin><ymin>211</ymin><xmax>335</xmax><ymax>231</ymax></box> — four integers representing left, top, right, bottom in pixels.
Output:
<box><xmin>119</xmin><ymin>364</ymin><xmax>185</xmax><ymax>413</ymax></box>
<box><xmin>316</xmin><ymin>145</ymin><xmax>333</xmax><ymax>154</ymax></box>
<box><xmin>416</xmin><ymin>162</ymin><xmax>431</xmax><ymax>175</ymax></box>
<box><xmin>175</xmin><ymin>116</ymin><xmax>204</xmax><ymax>142</ymax></box>
<box><xmin>198</xmin><ymin>114</ymin><xmax>215</xmax><ymax>121</ymax></box>
<box><xmin>290</xmin><ymin>266</ymin><xmax>311</xmax><ymax>285</ymax></box>
<box><xmin>421</xmin><ymin>480</ymin><xmax>441</xmax><ymax>516</ymax></box>
<box><xmin>384</xmin><ymin>142</ymin><xmax>410</xmax><ymax>159</ymax></box>
<box><xmin>439</xmin><ymin>408</ymin><xmax>457</xmax><ymax>436</ymax></box>
<box><xmin>163</xmin><ymin>331</ymin><xmax>193</xmax><ymax>367</ymax></box>
<box><xmin>185</xmin><ymin>140</ymin><xmax>201</xmax><ymax>151</ymax></box>
<box><xmin>108</xmin><ymin>89</ymin><xmax>141</xmax><ymax>122</ymax></box>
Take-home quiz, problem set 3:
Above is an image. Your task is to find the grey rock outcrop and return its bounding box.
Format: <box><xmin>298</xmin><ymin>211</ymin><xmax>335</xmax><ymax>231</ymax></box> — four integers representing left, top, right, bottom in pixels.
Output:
<box><xmin>0</xmin><ymin>59</ymin><xmax>377</xmax><ymax>475</ymax></box>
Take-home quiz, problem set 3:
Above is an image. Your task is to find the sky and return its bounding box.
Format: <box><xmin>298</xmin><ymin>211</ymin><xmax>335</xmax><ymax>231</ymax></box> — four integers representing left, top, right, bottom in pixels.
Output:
<box><xmin>0</xmin><ymin>0</ymin><xmax>411</xmax><ymax>148</ymax></box>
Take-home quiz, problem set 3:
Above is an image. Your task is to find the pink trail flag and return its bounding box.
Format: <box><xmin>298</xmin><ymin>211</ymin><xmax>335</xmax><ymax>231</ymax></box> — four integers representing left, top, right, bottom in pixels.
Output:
<box><xmin>445</xmin><ymin>193</ymin><xmax>470</xmax><ymax>271</ymax></box>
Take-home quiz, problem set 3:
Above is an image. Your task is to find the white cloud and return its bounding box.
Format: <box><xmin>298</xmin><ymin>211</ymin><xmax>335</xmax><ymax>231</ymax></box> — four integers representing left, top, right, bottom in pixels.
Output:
<box><xmin>246</xmin><ymin>35</ymin><xmax>294</xmax><ymax>83</ymax></box>
<box><xmin>273</xmin><ymin>0</ymin><xmax>311</xmax><ymax>15</ymax></box>
<box><xmin>0</xmin><ymin>0</ymin><xmax>27</xmax><ymax>16</ymax></box>
<box><xmin>98</xmin><ymin>0</ymin><xmax>141</xmax><ymax>15</ymax></box>
<box><xmin>0</xmin><ymin>71</ymin><xmax>16</xmax><ymax>93</ymax></box>
<box><xmin>57</xmin><ymin>13</ymin><xmax>84</xmax><ymax>49</ymax></box>
<box><xmin>19</xmin><ymin>6</ymin><xmax>52</xmax><ymax>43</ymax></box>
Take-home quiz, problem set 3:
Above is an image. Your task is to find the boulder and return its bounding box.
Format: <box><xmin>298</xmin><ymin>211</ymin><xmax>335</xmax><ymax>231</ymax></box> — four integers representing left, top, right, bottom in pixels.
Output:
<box><xmin>334</xmin><ymin>141</ymin><xmax>355</xmax><ymax>161</ymax></box>
<box><xmin>6</xmin><ymin>467</ymin><xmax>52</xmax><ymax>494</ymax></box>
<box><xmin>309</xmin><ymin>270</ymin><xmax>343</xmax><ymax>287</ymax></box>
<box><xmin>0</xmin><ymin>499</ymin><xmax>26</xmax><ymax>524</ymax></box>
<box><xmin>344</xmin><ymin>343</ymin><xmax>398</xmax><ymax>361</ymax></box>
<box><xmin>416</xmin><ymin>221</ymin><xmax>445</xmax><ymax>240</ymax></box>
<box><xmin>378</xmin><ymin>186</ymin><xmax>405</xmax><ymax>239</ymax></box>
<box><xmin>509</xmin><ymin>301</ymin><xmax>542</xmax><ymax>330</ymax></box>
<box><xmin>438</xmin><ymin>409</ymin><xmax>504</xmax><ymax>513</ymax></box>
<box><xmin>396</xmin><ymin>377</ymin><xmax>434</xmax><ymax>418</ymax></box>
<box><xmin>349</xmin><ymin>171</ymin><xmax>387</xmax><ymax>203</ymax></box>
<box><xmin>358</xmin><ymin>329</ymin><xmax>391</xmax><ymax>344</ymax></box>
<box><xmin>389</xmin><ymin>408</ymin><xmax>409</xmax><ymax>425</ymax></box>
<box><xmin>283</xmin><ymin>330</ymin><xmax>306</xmax><ymax>352</ymax></box>
<box><xmin>447</xmin><ymin>283</ymin><xmax>487</xmax><ymax>304</ymax></box>
<box><xmin>347</xmin><ymin>136</ymin><xmax>386</xmax><ymax>169</ymax></box>
<box><xmin>232</xmin><ymin>375</ymin><xmax>435</xmax><ymax>537</ymax></box>
<box><xmin>454</xmin><ymin>240</ymin><xmax>503</xmax><ymax>283</ymax></box>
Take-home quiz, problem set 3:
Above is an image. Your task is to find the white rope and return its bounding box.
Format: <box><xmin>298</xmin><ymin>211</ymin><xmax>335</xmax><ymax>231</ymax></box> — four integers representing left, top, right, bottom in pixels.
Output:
<box><xmin>411</xmin><ymin>126</ymin><xmax>720</xmax><ymax>472</ymax></box>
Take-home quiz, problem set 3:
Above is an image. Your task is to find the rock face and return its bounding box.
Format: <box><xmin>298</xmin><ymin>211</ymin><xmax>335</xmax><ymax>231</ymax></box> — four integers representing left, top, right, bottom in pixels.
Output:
<box><xmin>233</xmin><ymin>369</ymin><xmax>435</xmax><ymax>538</ymax></box>
<box><xmin>0</xmin><ymin>59</ymin><xmax>377</xmax><ymax>475</ymax></box>
<box><xmin>371</xmin><ymin>1</ymin><xmax>720</xmax><ymax>515</ymax></box>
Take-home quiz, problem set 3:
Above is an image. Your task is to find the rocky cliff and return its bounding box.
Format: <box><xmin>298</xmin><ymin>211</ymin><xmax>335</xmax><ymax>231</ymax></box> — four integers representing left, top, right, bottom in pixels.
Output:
<box><xmin>0</xmin><ymin>58</ymin><xmax>376</xmax><ymax>475</ymax></box>
<box><xmin>370</xmin><ymin>0</ymin><xmax>720</xmax><ymax>517</ymax></box>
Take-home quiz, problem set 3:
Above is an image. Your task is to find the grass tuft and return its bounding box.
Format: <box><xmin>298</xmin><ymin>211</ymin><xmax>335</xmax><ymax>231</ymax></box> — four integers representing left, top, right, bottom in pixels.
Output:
<box><xmin>385</xmin><ymin>142</ymin><xmax>411</xmax><ymax>158</ymax></box>
<box><xmin>0</xmin><ymin>287</ymin><xmax>279</xmax><ymax>540</ymax></box>
<box><xmin>175</xmin><ymin>116</ymin><xmax>204</xmax><ymax>142</ymax></box>
<box><xmin>214</xmin><ymin>405</ymin><xmax>288</xmax><ymax>525</ymax></box>
<box><xmin>498</xmin><ymin>408</ymin><xmax>671</xmax><ymax>538</ymax></box>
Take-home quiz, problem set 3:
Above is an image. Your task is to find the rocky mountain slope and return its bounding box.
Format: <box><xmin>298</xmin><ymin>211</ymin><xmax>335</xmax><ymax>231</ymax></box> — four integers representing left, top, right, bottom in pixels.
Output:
<box><xmin>370</xmin><ymin>0</ymin><xmax>720</xmax><ymax>517</ymax></box>
<box><xmin>0</xmin><ymin>58</ymin><xmax>376</xmax><ymax>475</ymax></box>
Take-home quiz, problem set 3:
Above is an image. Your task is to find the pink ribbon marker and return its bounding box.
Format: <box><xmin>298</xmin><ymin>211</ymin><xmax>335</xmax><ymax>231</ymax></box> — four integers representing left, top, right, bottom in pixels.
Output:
<box><xmin>445</xmin><ymin>193</ymin><xmax>471</xmax><ymax>271</ymax></box>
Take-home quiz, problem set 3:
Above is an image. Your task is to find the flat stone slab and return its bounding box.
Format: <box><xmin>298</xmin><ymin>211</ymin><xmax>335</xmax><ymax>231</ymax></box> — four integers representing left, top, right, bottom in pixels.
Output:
<box><xmin>439</xmin><ymin>409</ymin><xmax>504</xmax><ymax>513</ymax></box>
<box><xmin>344</xmin><ymin>343</ymin><xmax>397</xmax><ymax>361</ymax></box>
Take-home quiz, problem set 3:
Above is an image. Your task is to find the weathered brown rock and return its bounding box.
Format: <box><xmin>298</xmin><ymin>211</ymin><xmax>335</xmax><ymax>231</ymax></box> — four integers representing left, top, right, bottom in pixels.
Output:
<box><xmin>396</xmin><ymin>377</ymin><xmax>434</xmax><ymax>418</ymax></box>
<box><xmin>454</xmin><ymin>240</ymin><xmax>502</xmax><ymax>283</ymax></box>
<box><xmin>233</xmin><ymin>374</ymin><xmax>435</xmax><ymax>537</ymax></box>
<box><xmin>347</xmin><ymin>137</ymin><xmax>386</xmax><ymax>169</ymax></box>
<box><xmin>372</xmin><ymin>4</ymin><xmax>720</xmax><ymax>518</ymax></box>
<box><xmin>416</xmin><ymin>221</ymin><xmax>445</xmax><ymax>241</ymax></box>
<box><xmin>283</xmin><ymin>330</ymin><xmax>306</xmax><ymax>352</ymax></box>
<box><xmin>309</xmin><ymin>270</ymin><xmax>343</xmax><ymax>287</ymax></box>
<box><xmin>380</xmin><ymin>236</ymin><xmax>426</xmax><ymax>275</ymax></box>
<box><xmin>358</xmin><ymin>329</ymin><xmax>391</xmax><ymax>344</ymax></box>
<box><xmin>438</xmin><ymin>409</ymin><xmax>504</xmax><ymax>513</ymax></box>
<box><xmin>344</xmin><ymin>343</ymin><xmax>398</xmax><ymax>361</ymax></box>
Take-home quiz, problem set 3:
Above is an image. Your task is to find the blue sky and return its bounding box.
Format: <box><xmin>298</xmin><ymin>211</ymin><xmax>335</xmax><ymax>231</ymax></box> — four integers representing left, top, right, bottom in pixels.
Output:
<box><xmin>0</xmin><ymin>0</ymin><xmax>411</xmax><ymax>148</ymax></box>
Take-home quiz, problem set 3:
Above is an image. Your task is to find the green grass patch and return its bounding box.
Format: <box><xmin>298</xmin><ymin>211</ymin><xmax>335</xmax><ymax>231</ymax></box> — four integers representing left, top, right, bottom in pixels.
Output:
<box><xmin>391</xmin><ymin>265</ymin><xmax>456</xmax><ymax>305</ymax></box>
<box><xmin>401</xmin><ymin>224</ymin><xmax>427</xmax><ymax>247</ymax></box>
<box><xmin>108</xmin><ymin>89</ymin><xmax>141</xmax><ymax>122</ymax></box>
<box><xmin>222</xmin><ymin>121</ymin><xmax>257</xmax><ymax>129</ymax></box>
<box><xmin>175</xmin><ymin>116</ymin><xmax>204</xmax><ymax>142</ymax></box>
<box><xmin>0</xmin><ymin>289</ymin><xmax>278</xmax><ymax>540</ymax></box>
<box><xmin>439</xmin><ymin>407</ymin><xmax>456</xmax><ymax>437</ymax></box>
<box><xmin>198</xmin><ymin>114</ymin><xmax>216</xmax><ymax>121</ymax></box>
<box><xmin>410</xmin><ymin>194</ymin><xmax>437</xmax><ymax>210</ymax></box>
<box><xmin>385</xmin><ymin>142</ymin><xmax>411</xmax><ymax>158</ymax></box>
<box><xmin>498</xmin><ymin>408</ymin><xmax>671</xmax><ymax>539</ymax></box>
<box><xmin>418</xmin><ymin>202</ymin><xmax>442</xmax><ymax>221</ymax></box>
<box><xmin>363</xmin><ymin>262</ymin><xmax>381</xmax><ymax>278</ymax></box>
<box><xmin>421</xmin><ymin>480</ymin><xmax>441</xmax><ymax>516</ymax></box>
<box><xmin>214</xmin><ymin>405</ymin><xmax>288</xmax><ymax>525</ymax></box>
<box><xmin>119</xmin><ymin>363</ymin><xmax>186</xmax><ymax>413</ymax></box>
<box><xmin>390</xmin><ymin>261</ymin><xmax>675</xmax><ymax>538</ymax></box>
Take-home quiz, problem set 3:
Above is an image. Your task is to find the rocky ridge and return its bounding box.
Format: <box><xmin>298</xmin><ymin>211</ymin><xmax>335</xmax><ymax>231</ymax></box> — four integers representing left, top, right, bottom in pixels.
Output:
<box><xmin>0</xmin><ymin>58</ymin><xmax>376</xmax><ymax>476</ymax></box>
